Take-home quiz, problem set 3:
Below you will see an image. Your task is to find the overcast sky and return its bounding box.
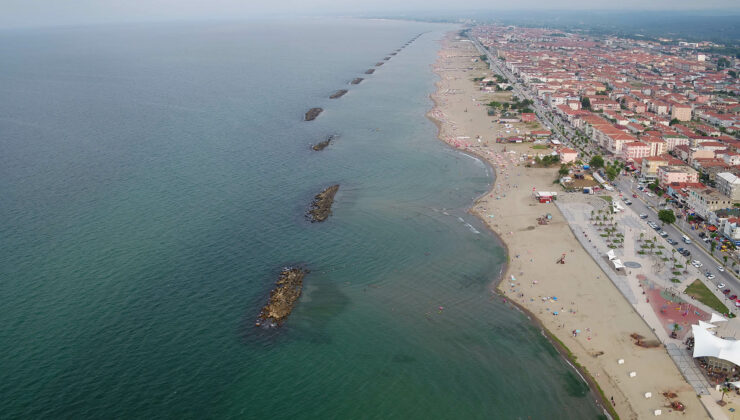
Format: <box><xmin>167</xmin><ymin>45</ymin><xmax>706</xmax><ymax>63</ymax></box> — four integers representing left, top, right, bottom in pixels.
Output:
<box><xmin>1</xmin><ymin>0</ymin><xmax>738</xmax><ymax>29</ymax></box>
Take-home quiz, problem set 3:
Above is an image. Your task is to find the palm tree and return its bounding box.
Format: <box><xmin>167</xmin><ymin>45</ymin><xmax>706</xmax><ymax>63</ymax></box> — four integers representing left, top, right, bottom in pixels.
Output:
<box><xmin>723</xmin><ymin>256</ymin><xmax>728</xmax><ymax>267</ymax></box>
<box><xmin>721</xmin><ymin>386</ymin><xmax>730</xmax><ymax>403</ymax></box>
<box><xmin>639</xmin><ymin>232</ymin><xmax>644</xmax><ymax>242</ymax></box>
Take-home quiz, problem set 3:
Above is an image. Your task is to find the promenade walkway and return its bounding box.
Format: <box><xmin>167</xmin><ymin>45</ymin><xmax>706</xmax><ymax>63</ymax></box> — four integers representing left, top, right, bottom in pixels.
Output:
<box><xmin>556</xmin><ymin>196</ymin><xmax>715</xmax><ymax>397</ymax></box>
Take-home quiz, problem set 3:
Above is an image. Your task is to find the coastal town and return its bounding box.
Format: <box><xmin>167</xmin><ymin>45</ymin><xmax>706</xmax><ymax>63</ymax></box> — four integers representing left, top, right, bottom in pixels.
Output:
<box><xmin>431</xmin><ymin>26</ymin><xmax>740</xmax><ymax>419</ymax></box>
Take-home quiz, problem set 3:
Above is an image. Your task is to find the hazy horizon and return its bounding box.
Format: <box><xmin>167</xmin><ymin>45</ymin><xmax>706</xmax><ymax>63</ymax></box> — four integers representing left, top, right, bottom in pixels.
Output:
<box><xmin>1</xmin><ymin>1</ymin><xmax>739</xmax><ymax>29</ymax></box>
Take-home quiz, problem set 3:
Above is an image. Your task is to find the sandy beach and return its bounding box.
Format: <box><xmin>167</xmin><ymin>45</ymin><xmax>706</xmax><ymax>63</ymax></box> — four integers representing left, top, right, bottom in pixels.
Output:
<box><xmin>428</xmin><ymin>32</ymin><xmax>709</xmax><ymax>419</ymax></box>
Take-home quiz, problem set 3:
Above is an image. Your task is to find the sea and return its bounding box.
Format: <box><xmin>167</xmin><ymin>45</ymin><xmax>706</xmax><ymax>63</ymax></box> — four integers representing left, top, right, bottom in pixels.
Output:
<box><xmin>0</xmin><ymin>18</ymin><xmax>603</xmax><ymax>419</ymax></box>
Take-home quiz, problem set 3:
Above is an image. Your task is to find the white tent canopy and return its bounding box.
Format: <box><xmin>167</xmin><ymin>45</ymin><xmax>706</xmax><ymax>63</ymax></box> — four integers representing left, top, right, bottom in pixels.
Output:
<box><xmin>612</xmin><ymin>259</ymin><xmax>626</xmax><ymax>270</ymax></box>
<box><xmin>692</xmin><ymin>325</ymin><xmax>740</xmax><ymax>367</ymax></box>
<box><xmin>698</xmin><ymin>320</ymin><xmax>717</xmax><ymax>330</ymax></box>
<box><xmin>607</xmin><ymin>250</ymin><xmax>617</xmax><ymax>261</ymax></box>
<box><xmin>710</xmin><ymin>313</ymin><xmax>729</xmax><ymax>323</ymax></box>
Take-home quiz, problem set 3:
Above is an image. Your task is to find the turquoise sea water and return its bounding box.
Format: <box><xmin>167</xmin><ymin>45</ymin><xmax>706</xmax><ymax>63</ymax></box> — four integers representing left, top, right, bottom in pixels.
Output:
<box><xmin>0</xmin><ymin>19</ymin><xmax>602</xmax><ymax>418</ymax></box>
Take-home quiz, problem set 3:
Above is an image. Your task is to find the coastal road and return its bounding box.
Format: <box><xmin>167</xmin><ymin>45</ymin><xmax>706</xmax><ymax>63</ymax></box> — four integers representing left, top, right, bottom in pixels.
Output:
<box><xmin>469</xmin><ymin>37</ymin><xmax>589</xmax><ymax>155</ymax></box>
<box><xmin>614</xmin><ymin>176</ymin><xmax>740</xmax><ymax>312</ymax></box>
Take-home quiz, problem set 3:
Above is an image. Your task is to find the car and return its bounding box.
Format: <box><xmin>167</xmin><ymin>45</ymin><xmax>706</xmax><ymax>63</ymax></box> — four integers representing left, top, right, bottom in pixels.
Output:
<box><xmin>660</xmin><ymin>231</ymin><xmax>668</xmax><ymax>237</ymax></box>
<box><xmin>735</xmin><ymin>300</ymin><xmax>740</xmax><ymax>308</ymax></box>
<box><xmin>692</xmin><ymin>260</ymin><xmax>703</xmax><ymax>267</ymax></box>
<box><xmin>723</xmin><ymin>289</ymin><xmax>731</xmax><ymax>294</ymax></box>
<box><xmin>647</xmin><ymin>192</ymin><xmax>655</xmax><ymax>197</ymax></box>
<box><xmin>633</xmin><ymin>193</ymin><xmax>638</xmax><ymax>198</ymax></box>
<box><xmin>639</xmin><ymin>214</ymin><xmax>648</xmax><ymax>219</ymax></box>
<box><xmin>682</xmin><ymin>250</ymin><xmax>691</xmax><ymax>257</ymax></box>
<box><xmin>677</xmin><ymin>247</ymin><xmax>684</xmax><ymax>253</ymax></box>
<box><xmin>707</xmin><ymin>273</ymin><xmax>716</xmax><ymax>280</ymax></box>
<box><xmin>625</xmin><ymin>200</ymin><xmax>632</xmax><ymax>205</ymax></box>
<box><xmin>718</xmin><ymin>266</ymin><xmax>725</xmax><ymax>272</ymax></box>
<box><xmin>703</xmin><ymin>237</ymin><xmax>711</xmax><ymax>243</ymax></box>
<box><xmin>730</xmin><ymin>295</ymin><xmax>737</xmax><ymax>300</ymax></box>
<box><xmin>699</xmin><ymin>232</ymin><xmax>706</xmax><ymax>238</ymax></box>
<box><xmin>667</xmin><ymin>239</ymin><xmax>677</xmax><ymax>245</ymax></box>
<box><xmin>717</xmin><ymin>283</ymin><xmax>726</xmax><ymax>289</ymax></box>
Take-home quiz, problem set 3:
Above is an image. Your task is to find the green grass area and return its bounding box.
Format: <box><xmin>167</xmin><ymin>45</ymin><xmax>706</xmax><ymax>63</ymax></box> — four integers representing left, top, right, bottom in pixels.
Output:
<box><xmin>531</xmin><ymin>145</ymin><xmax>549</xmax><ymax>150</ymax></box>
<box><xmin>685</xmin><ymin>280</ymin><xmax>730</xmax><ymax>314</ymax></box>
<box><xmin>598</xmin><ymin>196</ymin><xmax>612</xmax><ymax>203</ymax></box>
<box><xmin>671</xmin><ymin>278</ymin><xmax>681</xmax><ymax>283</ymax></box>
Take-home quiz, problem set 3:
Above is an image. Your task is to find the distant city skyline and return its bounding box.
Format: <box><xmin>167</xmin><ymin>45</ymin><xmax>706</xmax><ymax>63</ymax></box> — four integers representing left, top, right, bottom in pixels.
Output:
<box><xmin>1</xmin><ymin>1</ymin><xmax>739</xmax><ymax>29</ymax></box>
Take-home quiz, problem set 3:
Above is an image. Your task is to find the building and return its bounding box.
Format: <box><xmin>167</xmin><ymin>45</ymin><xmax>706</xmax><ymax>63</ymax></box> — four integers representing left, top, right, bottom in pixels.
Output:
<box><xmin>671</xmin><ymin>104</ymin><xmax>692</xmax><ymax>122</ymax></box>
<box><xmin>559</xmin><ymin>148</ymin><xmax>578</xmax><ymax>164</ymax></box>
<box><xmin>715</xmin><ymin>172</ymin><xmax>740</xmax><ymax>201</ymax></box>
<box><xmin>658</xmin><ymin>165</ymin><xmax>699</xmax><ymax>188</ymax></box>
<box><xmin>687</xmin><ymin>187</ymin><xmax>734</xmax><ymax>220</ymax></box>
<box><xmin>721</xmin><ymin>217</ymin><xmax>740</xmax><ymax>245</ymax></box>
<box><xmin>621</xmin><ymin>142</ymin><xmax>651</xmax><ymax>161</ymax></box>
<box><xmin>521</xmin><ymin>113</ymin><xmax>536</xmax><ymax>122</ymax></box>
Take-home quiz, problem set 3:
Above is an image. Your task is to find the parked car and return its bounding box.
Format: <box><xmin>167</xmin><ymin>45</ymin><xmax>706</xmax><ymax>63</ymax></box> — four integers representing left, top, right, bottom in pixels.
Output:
<box><xmin>735</xmin><ymin>300</ymin><xmax>740</xmax><ymax>308</ymax></box>
<box><xmin>718</xmin><ymin>283</ymin><xmax>726</xmax><ymax>289</ymax></box>
<box><xmin>706</xmin><ymin>272</ymin><xmax>716</xmax><ymax>280</ymax></box>
<box><xmin>729</xmin><ymin>295</ymin><xmax>737</xmax><ymax>300</ymax></box>
<box><xmin>633</xmin><ymin>193</ymin><xmax>638</xmax><ymax>198</ymax></box>
<box><xmin>723</xmin><ymin>289</ymin><xmax>731</xmax><ymax>294</ymax></box>
<box><xmin>692</xmin><ymin>260</ymin><xmax>703</xmax><ymax>267</ymax></box>
<box><xmin>639</xmin><ymin>214</ymin><xmax>648</xmax><ymax>219</ymax></box>
<box><xmin>699</xmin><ymin>232</ymin><xmax>706</xmax><ymax>238</ymax></box>
<box><xmin>682</xmin><ymin>250</ymin><xmax>691</xmax><ymax>257</ymax></box>
<box><xmin>667</xmin><ymin>239</ymin><xmax>677</xmax><ymax>245</ymax></box>
<box><xmin>718</xmin><ymin>266</ymin><xmax>725</xmax><ymax>272</ymax></box>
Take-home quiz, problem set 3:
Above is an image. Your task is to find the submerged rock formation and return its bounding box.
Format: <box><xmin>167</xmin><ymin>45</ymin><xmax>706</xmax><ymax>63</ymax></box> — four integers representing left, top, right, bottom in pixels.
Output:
<box><xmin>305</xmin><ymin>108</ymin><xmax>323</xmax><ymax>121</ymax></box>
<box><xmin>329</xmin><ymin>89</ymin><xmax>348</xmax><ymax>99</ymax></box>
<box><xmin>384</xmin><ymin>57</ymin><xmax>391</xmax><ymax>60</ymax></box>
<box><xmin>351</xmin><ymin>78</ymin><xmax>364</xmax><ymax>85</ymax></box>
<box><xmin>256</xmin><ymin>267</ymin><xmax>308</xmax><ymax>328</ymax></box>
<box><xmin>365</xmin><ymin>69</ymin><xmax>375</xmax><ymax>74</ymax></box>
<box><xmin>312</xmin><ymin>135</ymin><xmax>336</xmax><ymax>151</ymax></box>
<box><xmin>375</xmin><ymin>62</ymin><xmax>384</xmax><ymax>66</ymax></box>
<box><xmin>307</xmin><ymin>184</ymin><xmax>339</xmax><ymax>222</ymax></box>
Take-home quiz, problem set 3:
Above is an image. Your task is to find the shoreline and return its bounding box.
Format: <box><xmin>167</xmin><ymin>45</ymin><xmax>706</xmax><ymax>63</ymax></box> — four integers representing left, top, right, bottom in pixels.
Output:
<box><xmin>425</xmin><ymin>64</ymin><xmax>614</xmax><ymax>419</ymax></box>
<box><xmin>426</xmin><ymin>31</ymin><xmax>708</xmax><ymax>419</ymax></box>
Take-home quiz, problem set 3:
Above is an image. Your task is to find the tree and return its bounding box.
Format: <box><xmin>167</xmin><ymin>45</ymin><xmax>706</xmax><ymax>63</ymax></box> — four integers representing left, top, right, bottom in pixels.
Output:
<box><xmin>658</xmin><ymin>209</ymin><xmax>676</xmax><ymax>225</ymax></box>
<box><xmin>589</xmin><ymin>155</ymin><xmax>604</xmax><ymax>169</ymax></box>
<box><xmin>730</xmin><ymin>70</ymin><xmax>738</xmax><ymax>79</ymax></box>
<box><xmin>711</xmin><ymin>241</ymin><xmax>716</xmax><ymax>254</ymax></box>
<box><xmin>581</xmin><ymin>97</ymin><xmax>591</xmax><ymax>110</ymax></box>
<box><xmin>605</xmin><ymin>166</ymin><xmax>618</xmax><ymax>181</ymax></box>
<box><xmin>558</xmin><ymin>164</ymin><xmax>570</xmax><ymax>176</ymax></box>
<box><xmin>669</xmin><ymin>118</ymin><xmax>680</xmax><ymax>126</ymax></box>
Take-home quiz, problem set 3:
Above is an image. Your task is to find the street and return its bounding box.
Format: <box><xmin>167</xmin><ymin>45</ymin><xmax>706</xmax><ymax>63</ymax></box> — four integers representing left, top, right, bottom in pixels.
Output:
<box><xmin>614</xmin><ymin>175</ymin><xmax>740</xmax><ymax>312</ymax></box>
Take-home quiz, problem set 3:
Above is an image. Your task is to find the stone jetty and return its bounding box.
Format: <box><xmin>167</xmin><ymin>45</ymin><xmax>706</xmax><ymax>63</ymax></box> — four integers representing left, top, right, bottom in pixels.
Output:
<box><xmin>307</xmin><ymin>184</ymin><xmax>339</xmax><ymax>222</ymax></box>
<box><xmin>329</xmin><ymin>89</ymin><xmax>348</xmax><ymax>99</ymax></box>
<box><xmin>255</xmin><ymin>267</ymin><xmax>308</xmax><ymax>328</ymax></box>
<box><xmin>305</xmin><ymin>108</ymin><xmax>323</xmax><ymax>121</ymax></box>
<box><xmin>312</xmin><ymin>135</ymin><xmax>335</xmax><ymax>151</ymax></box>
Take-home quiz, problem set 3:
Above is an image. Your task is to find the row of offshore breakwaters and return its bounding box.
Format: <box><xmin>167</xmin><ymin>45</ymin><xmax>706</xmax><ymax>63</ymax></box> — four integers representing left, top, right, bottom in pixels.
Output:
<box><xmin>255</xmin><ymin>33</ymin><xmax>426</xmax><ymax>329</ymax></box>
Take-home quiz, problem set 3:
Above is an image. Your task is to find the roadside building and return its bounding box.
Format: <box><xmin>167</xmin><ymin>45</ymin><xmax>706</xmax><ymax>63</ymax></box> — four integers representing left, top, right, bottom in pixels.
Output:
<box><xmin>715</xmin><ymin>172</ymin><xmax>740</xmax><ymax>201</ymax></box>
<box><xmin>687</xmin><ymin>187</ymin><xmax>734</xmax><ymax>220</ymax></box>
<box><xmin>658</xmin><ymin>165</ymin><xmax>699</xmax><ymax>188</ymax></box>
